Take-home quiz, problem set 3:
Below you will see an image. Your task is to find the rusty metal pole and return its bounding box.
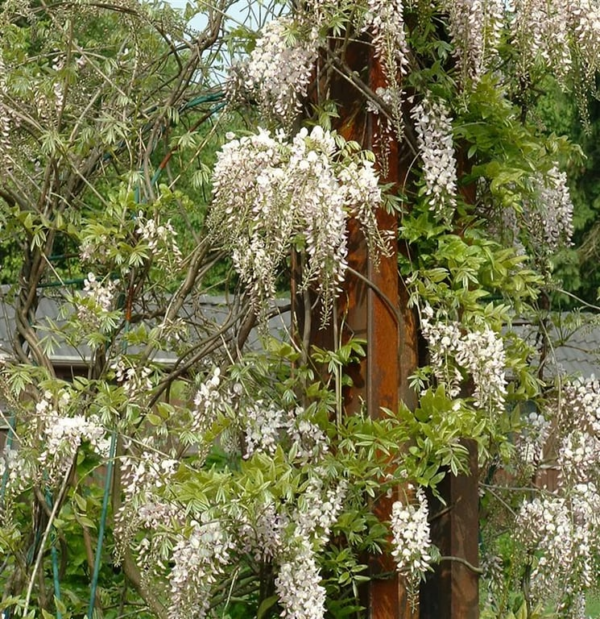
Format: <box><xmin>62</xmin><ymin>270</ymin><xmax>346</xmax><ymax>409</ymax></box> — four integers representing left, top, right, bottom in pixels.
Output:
<box><xmin>297</xmin><ymin>27</ymin><xmax>480</xmax><ymax>618</ymax></box>
<box><xmin>311</xmin><ymin>39</ymin><xmax>419</xmax><ymax>619</ymax></box>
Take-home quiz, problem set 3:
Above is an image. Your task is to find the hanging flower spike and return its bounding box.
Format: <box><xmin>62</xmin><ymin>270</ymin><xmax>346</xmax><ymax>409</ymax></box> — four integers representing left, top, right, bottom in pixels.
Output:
<box><xmin>209</xmin><ymin>127</ymin><xmax>389</xmax><ymax>325</ymax></box>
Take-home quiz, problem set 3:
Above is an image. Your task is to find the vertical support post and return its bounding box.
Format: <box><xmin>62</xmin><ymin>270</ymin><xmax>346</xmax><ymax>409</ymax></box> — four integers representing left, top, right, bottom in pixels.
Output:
<box><xmin>421</xmin><ymin>152</ymin><xmax>480</xmax><ymax>619</ymax></box>
<box><xmin>318</xmin><ymin>39</ymin><xmax>418</xmax><ymax>619</ymax></box>
<box><xmin>421</xmin><ymin>440</ymin><xmax>479</xmax><ymax>619</ymax></box>
<box><xmin>299</xmin><ymin>29</ymin><xmax>480</xmax><ymax>619</ymax></box>
<box><xmin>365</xmin><ymin>54</ymin><xmax>419</xmax><ymax>619</ymax></box>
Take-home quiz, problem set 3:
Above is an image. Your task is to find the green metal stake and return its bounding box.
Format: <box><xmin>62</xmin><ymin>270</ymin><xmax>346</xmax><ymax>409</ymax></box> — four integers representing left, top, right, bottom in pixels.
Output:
<box><xmin>46</xmin><ymin>489</ymin><xmax>63</xmax><ymax>619</ymax></box>
<box><xmin>87</xmin><ymin>431</ymin><xmax>116</xmax><ymax>619</ymax></box>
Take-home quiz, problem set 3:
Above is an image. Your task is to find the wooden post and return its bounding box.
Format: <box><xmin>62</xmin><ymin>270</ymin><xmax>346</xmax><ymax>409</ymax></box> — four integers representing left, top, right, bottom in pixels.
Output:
<box><xmin>297</xmin><ymin>31</ymin><xmax>480</xmax><ymax>619</ymax></box>
<box><xmin>420</xmin><ymin>150</ymin><xmax>480</xmax><ymax>619</ymax></box>
<box><xmin>304</xmin><ymin>38</ymin><xmax>420</xmax><ymax>619</ymax></box>
<box><xmin>421</xmin><ymin>441</ymin><xmax>480</xmax><ymax>619</ymax></box>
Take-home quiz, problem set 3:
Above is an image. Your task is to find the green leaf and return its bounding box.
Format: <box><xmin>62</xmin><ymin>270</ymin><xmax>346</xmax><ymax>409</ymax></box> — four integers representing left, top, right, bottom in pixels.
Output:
<box><xmin>73</xmin><ymin>492</ymin><xmax>87</xmax><ymax>511</ymax></box>
<box><xmin>257</xmin><ymin>595</ymin><xmax>279</xmax><ymax>619</ymax></box>
<box><xmin>55</xmin><ymin>597</ymin><xmax>68</xmax><ymax>615</ymax></box>
<box><xmin>147</xmin><ymin>413</ymin><xmax>163</xmax><ymax>426</ymax></box>
<box><xmin>515</xmin><ymin>602</ymin><xmax>528</xmax><ymax>619</ymax></box>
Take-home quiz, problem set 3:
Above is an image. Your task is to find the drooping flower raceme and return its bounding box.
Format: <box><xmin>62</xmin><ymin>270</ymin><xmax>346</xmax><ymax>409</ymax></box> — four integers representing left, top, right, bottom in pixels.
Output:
<box><xmin>242</xmin><ymin>18</ymin><xmax>318</xmax><ymax>128</ymax></box>
<box><xmin>191</xmin><ymin>367</ymin><xmax>227</xmax><ymax>436</ymax></box>
<box><xmin>0</xmin><ymin>50</ymin><xmax>11</xmax><ymax>171</ymax></box>
<box><xmin>169</xmin><ymin>519</ymin><xmax>235</xmax><ymax>619</ymax></box>
<box><xmin>243</xmin><ymin>402</ymin><xmax>329</xmax><ymax>462</ymax></box>
<box><xmin>509</xmin><ymin>0</ymin><xmax>599</xmax><ymax>84</ymax></box>
<box><xmin>239</xmin><ymin>501</ymin><xmax>289</xmax><ymax>562</ymax></box>
<box><xmin>517</xmin><ymin>484</ymin><xmax>600</xmax><ymax>611</ymax></box>
<box><xmin>276</xmin><ymin>539</ymin><xmax>327</xmax><ymax>619</ymax></box>
<box><xmin>517</xmin><ymin>411</ymin><xmax>551</xmax><ymax>464</ymax></box>
<box><xmin>0</xmin><ymin>447</ymin><xmax>31</xmax><ymax>509</ymax></box>
<box><xmin>420</xmin><ymin>305</ymin><xmax>507</xmax><ymax>415</ymax></box>
<box><xmin>442</xmin><ymin>0</ymin><xmax>504</xmax><ymax>82</ymax></box>
<box><xmin>288</xmin><ymin>406</ymin><xmax>329</xmax><ymax>462</ymax></box>
<box><xmin>244</xmin><ymin>401</ymin><xmax>287</xmax><ymax>458</ymax></box>
<box><xmin>391</xmin><ymin>487</ymin><xmax>433</xmax><ymax>595</ymax></box>
<box><xmin>75</xmin><ymin>272</ymin><xmax>119</xmax><ymax>336</ymax></box>
<box><xmin>411</xmin><ymin>96</ymin><xmax>458</xmax><ymax>222</ymax></box>
<box><xmin>276</xmin><ymin>475</ymin><xmax>347</xmax><ymax>619</ymax></box>
<box><xmin>560</xmin><ymin>378</ymin><xmax>600</xmax><ymax>434</ymax></box>
<box><xmin>209</xmin><ymin>126</ymin><xmax>389</xmax><ymax>324</ymax></box>
<box><xmin>570</xmin><ymin>0</ymin><xmax>600</xmax><ymax>82</ymax></box>
<box><xmin>524</xmin><ymin>166</ymin><xmax>574</xmax><ymax>254</ymax></box>
<box><xmin>35</xmin><ymin>389</ymin><xmax>108</xmax><ymax>484</ymax></box>
<box><xmin>293</xmin><ymin>474</ymin><xmax>348</xmax><ymax>544</ymax></box>
<box><xmin>363</xmin><ymin>0</ymin><xmax>409</xmax><ymax>79</ymax></box>
<box><xmin>113</xmin><ymin>356</ymin><xmax>153</xmax><ymax>399</ymax></box>
<box><xmin>513</xmin><ymin>378</ymin><xmax>600</xmax><ymax>614</ymax></box>
<box><xmin>558</xmin><ymin>430</ymin><xmax>600</xmax><ymax>486</ymax></box>
<box><xmin>455</xmin><ymin>327</ymin><xmax>507</xmax><ymax>413</ymax></box>
<box><xmin>362</xmin><ymin>0</ymin><xmax>409</xmax><ymax>137</ymax></box>
<box><xmin>114</xmin><ymin>451</ymin><xmax>180</xmax><ymax>563</ymax></box>
<box><xmin>136</xmin><ymin>211</ymin><xmax>182</xmax><ymax>266</ymax></box>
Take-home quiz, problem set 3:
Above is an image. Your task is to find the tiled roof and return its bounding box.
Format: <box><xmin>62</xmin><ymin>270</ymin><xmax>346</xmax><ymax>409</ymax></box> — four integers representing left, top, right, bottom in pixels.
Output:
<box><xmin>510</xmin><ymin>313</ymin><xmax>600</xmax><ymax>379</ymax></box>
<box><xmin>0</xmin><ymin>287</ymin><xmax>290</xmax><ymax>366</ymax></box>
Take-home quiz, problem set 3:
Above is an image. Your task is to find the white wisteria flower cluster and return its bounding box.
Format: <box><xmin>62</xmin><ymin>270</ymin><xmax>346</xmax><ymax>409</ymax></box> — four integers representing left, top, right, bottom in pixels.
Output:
<box><xmin>559</xmin><ymin>430</ymin><xmax>600</xmax><ymax>486</ymax></box>
<box><xmin>242</xmin><ymin>18</ymin><xmax>318</xmax><ymax>128</ymax></box>
<box><xmin>0</xmin><ymin>50</ymin><xmax>11</xmax><ymax>171</ymax></box>
<box><xmin>554</xmin><ymin>379</ymin><xmax>600</xmax><ymax>489</ymax></box>
<box><xmin>245</xmin><ymin>400</ymin><xmax>287</xmax><ymax>457</ymax></box>
<box><xmin>516</xmin><ymin>411</ymin><xmax>551</xmax><ymax>464</ymax></box>
<box><xmin>112</xmin><ymin>362</ymin><xmax>346</xmax><ymax>619</ymax></box>
<box><xmin>517</xmin><ymin>483</ymin><xmax>600</xmax><ymax>611</ymax></box>
<box><xmin>0</xmin><ymin>447</ymin><xmax>31</xmax><ymax>509</ymax></box>
<box><xmin>223</xmin><ymin>0</ymin><xmax>600</xmax><ymax>164</ymax></box>
<box><xmin>276</xmin><ymin>539</ymin><xmax>327</xmax><ymax>619</ymax></box>
<box><xmin>420</xmin><ymin>305</ymin><xmax>507</xmax><ymax>414</ymax></box>
<box><xmin>362</xmin><ymin>0</ymin><xmax>408</xmax><ymax>137</ymax></box>
<box><xmin>239</xmin><ymin>502</ymin><xmax>288</xmax><ymax>562</ymax></box>
<box><xmin>411</xmin><ymin>96</ymin><xmax>458</xmax><ymax>223</ymax></box>
<box><xmin>524</xmin><ymin>166</ymin><xmax>574</xmax><ymax>253</ymax></box>
<box><xmin>234</xmin><ymin>477</ymin><xmax>347</xmax><ymax>618</ymax></box>
<box><xmin>189</xmin><ymin>369</ymin><xmax>329</xmax><ymax>463</ymax></box>
<box><xmin>75</xmin><ymin>272</ymin><xmax>119</xmax><ymax>334</ymax></box>
<box><xmin>209</xmin><ymin>126</ymin><xmax>388</xmax><ymax>323</ymax></box>
<box><xmin>169</xmin><ymin>519</ymin><xmax>235</xmax><ymax>619</ymax></box>
<box><xmin>560</xmin><ymin>378</ymin><xmax>600</xmax><ymax>434</ymax></box>
<box><xmin>275</xmin><ymin>477</ymin><xmax>347</xmax><ymax>619</ymax></box>
<box><xmin>245</xmin><ymin>402</ymin><xmax>329</xmax><ymax>461</ymax></box>
<box><xmin>191</xmin><ymin>367</ymin><xmax>227</xmax><ymax>435</ymax></box>
<box><xmin>39</xmin><ymin>414</ymin><xmax>107</xmax><ymax>482</ymax></box>
<box><xmin>364</xmin><ymin>0</ymin><xmax>409</xmax><ymax>78</ymax></box>
<box><xmin>136</xmin><ymin>212</ymin><xmax>182</xmax><ymax>266</ymax></box>
<box><xmin>165</xmin><ymin>476</ymin><xmax>347</xmax><ymax>619</ymax></box>
<box><xmin>113</xmin><ymin>357</ymin><xmax>153</xmax><ymax>398</ymax></box>
<box><xmin>510</xmin><ymin>0</ymin><xmax>600</xmax><ymax>84</ymax></box>
<box><xmin>514</xmin><ymin>378</ymin><xmax>600</xmax><ymax>613</ymax></box>
<box><xmin>293</xmin><ymin>473</ymin><xmax>348</xmax><ymax>543</ymax></box>
<box><xmin>114</xmin><ymin>450</ymin><xmax>181</xmax><ymax>562</ymax></box>
<box><xmin>36</xmin><ymin>389</ymin><xmax>108</xmax><ymax>484</ymax></box>
<box><xmin>391</xmin><ymin>487</ymin><xmax>433</xmax><ymax>599</ymax></box>
<box><xmin>442</xmin><ymin>0</ymin><xmax>504</xmax><ymax>82</ymax></box>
